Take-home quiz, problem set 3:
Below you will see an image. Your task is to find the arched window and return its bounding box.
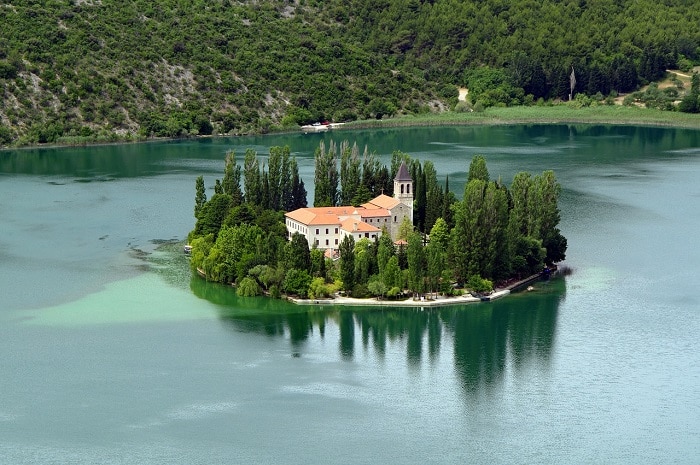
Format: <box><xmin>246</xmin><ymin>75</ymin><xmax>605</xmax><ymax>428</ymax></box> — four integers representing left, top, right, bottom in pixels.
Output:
<box><xmin>407</xmin><ymin>184</ymin><xmax>411</xmax><ymax>194</ymax></box>
<box><xmin>401</xmin><ymin>185</ymin><xmax>404</xmax><ymax>194</ymax></box>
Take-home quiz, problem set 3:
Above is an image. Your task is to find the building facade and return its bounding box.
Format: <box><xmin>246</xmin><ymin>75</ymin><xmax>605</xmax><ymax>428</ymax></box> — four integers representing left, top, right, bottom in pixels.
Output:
<box><xmin>284</xmin><ymin>162</ymin><xmax>414</xmax><ymax>249</ymax></box>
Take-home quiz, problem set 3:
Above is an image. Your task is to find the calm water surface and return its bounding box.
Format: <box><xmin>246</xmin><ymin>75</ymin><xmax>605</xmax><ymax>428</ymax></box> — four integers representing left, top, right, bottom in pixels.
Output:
<box><xmin>1</xmin><ymin>125</ymin><xmax>699</xmax><ymax>464</ymax></box>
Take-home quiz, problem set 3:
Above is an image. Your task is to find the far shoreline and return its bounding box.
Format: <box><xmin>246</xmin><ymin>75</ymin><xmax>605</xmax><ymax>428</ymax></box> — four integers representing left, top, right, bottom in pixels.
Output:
<box><xmin>2</xmin><ymin>105</ymin><xmax>698</xmax><ymax>151</ymax></box>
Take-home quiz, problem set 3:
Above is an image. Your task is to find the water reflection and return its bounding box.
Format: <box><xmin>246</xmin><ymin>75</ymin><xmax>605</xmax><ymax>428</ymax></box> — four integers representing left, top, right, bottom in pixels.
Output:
<box><xmin>446</xmin><ymin>286</ymin><xmax>562</xmax><ymax>394</ymax></box>
<box><xmin>191</xmin><ymin>275</ymin><xmax>564</xmax><ymax>394</ymax></box>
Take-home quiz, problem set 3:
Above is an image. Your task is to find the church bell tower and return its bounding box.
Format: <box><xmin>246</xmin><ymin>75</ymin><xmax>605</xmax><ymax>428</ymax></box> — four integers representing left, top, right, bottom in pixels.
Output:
<box><xmin>393</xmin><ymin>161</ymin><xmax>414</xmax><ymax>222</ymax></box>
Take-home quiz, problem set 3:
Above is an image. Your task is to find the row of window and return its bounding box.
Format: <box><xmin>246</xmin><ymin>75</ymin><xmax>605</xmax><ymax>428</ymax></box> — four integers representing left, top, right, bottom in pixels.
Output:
<box><xmin>315</xmin><ymin>227</ymin><xmax>339</xmax><ymax>235</ymax></box>
<box><xmin>287</xmin><ymin>220</ymin><xmax>308</xmax><ymax>235</ymax></box>
<box><xmin>365</xmin><ymin>217</ymin><xmax>389</xmax><ymax>224</ymax></box>
<box><xmin>312</xmin><ymin>232</ymin><xmax>378</xmax><ymax>246</ymax></box>
<box><xmin>314</xmin><ymin>238</ymin><xmax>339</xmax><ymax>246</ymax></box>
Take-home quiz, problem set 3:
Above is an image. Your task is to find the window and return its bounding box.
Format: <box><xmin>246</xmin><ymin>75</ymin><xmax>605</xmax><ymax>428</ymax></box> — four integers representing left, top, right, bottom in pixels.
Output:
<box><xmin>394</xmin><ymin>216</ymin><xmax>397</xmax><ymax>222</ymax></box>
<box><xmin>325</xmin><ymin>239</ymin><xmax>329</xmax><ymax>245</ymax></box>
<box><xmin>401</xmin><ymin>185</ymin><xmax>404</xmax><ymax>194</ymax></box>
<box><xmin>335</xmin><ymin>239</ymin><xmax>338</xmax><ymax>245</ymax></box>
<box><xmin>407</xmin><ymin>184</ymin><xmax>411</xmax><ymax>194</ymax></box>
<box><xmin>325</xmin><ymin>228</ymin><xmax>329</xmax><ymax>234</ymax></box>
<box><xmin>335</xmin><ymin>228</ymin><xmax>338</xmax><ymax>234</ymax></box>
<box><xmin>316</xmin><ymin>228</ymin><xmax>319</xmax><ymax>234</ymax></box>
<box><xmin>365</xmin><ymin>233</ymin><xmax>369</xmax><ymax>238</ymax></box>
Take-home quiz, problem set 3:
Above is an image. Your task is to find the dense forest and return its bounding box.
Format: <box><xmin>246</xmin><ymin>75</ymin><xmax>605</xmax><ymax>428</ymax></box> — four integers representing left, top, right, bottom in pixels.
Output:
<box><xmin>188</xmin><ymin>145</ymin><xmax>566</xmax><ymax>300</ymax></box>
<box><xmin>1</xmin><ymin>0</ymin><xmax>699</xmax><ymax>145</ymax></box>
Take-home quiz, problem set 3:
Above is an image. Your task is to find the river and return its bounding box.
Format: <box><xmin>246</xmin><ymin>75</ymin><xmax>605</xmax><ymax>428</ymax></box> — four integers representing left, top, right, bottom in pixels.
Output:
<box><xmin>1</xmin><ymin>125</ymin><xmax>698</xmax><ymax>464</ymax></box>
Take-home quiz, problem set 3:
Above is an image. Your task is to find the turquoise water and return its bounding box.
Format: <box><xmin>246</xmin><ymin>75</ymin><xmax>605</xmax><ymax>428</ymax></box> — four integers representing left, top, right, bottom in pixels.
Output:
<box><xmin>1</xmin><ymin>125</ymin><xmax>699</xmax><ymax>463</ymax></box>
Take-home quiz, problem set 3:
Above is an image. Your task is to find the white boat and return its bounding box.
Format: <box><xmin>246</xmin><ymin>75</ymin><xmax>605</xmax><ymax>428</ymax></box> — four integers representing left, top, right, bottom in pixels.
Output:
<box><xmin>301</xmin><ymin>123</ymin><xmax>330</xmax><ymax>133</ymax></box>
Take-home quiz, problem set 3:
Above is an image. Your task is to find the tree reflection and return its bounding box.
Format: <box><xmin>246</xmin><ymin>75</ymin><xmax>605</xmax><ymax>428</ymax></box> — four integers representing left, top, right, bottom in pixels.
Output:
<box><xmin>191</xmin><ymin>275</ymin><xmax>563</xmax><ymax>394</ymax></box>
<box><xmin>444</xmin><ymin>285</ymin><xmax>562</xmax><ymax>396</ymax></box>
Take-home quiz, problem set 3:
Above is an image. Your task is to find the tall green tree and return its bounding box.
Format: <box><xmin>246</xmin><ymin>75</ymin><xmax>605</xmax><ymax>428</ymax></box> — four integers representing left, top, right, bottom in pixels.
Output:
<box><xmin>423</xmin><ymin>161</ymin><xmax>443</xmax><ymax>232</ymax></box>
<box><xmin>442</xmin><ymin>175</ymin><xmax>456</xmax><ymax>229</ymax></box>
<box><xmin>467</xmin><ymin>155</ymin><xmax>489</xmax><ymax>182</ymax></box>
<box><xmin>243</xmin><ymin>148</ymin><xmax>262</xmax><ymax>206</ymax></box>
<box><xmin>284</xmin><ymin>232</ymin><xmax>312</xmax><ymax>272</ymax></box>
<box><xmin>223</xmin><ymin>150</ymin><xmax>243</xmax><ymax>207</ymax></box>
<box><xmin>267</xmin><ymin>146</ymin><xmax>291</xmax><ymax>210</ymax></box>
<box><xmin>429</xmin><ymin>217</ymin><xmax>450</xmax><ymax>252</ymax></box>
<box><xmin>288</xmin><ymin>156</ymin><xmax>308</xmax><ymax>210</ymax></box>
<box><xmin>361</xmin><ymin>147</ymin><xmax>389</xmax><ymax>199</ymax></box>
<box><xmin>340</xmin><ymin>140</ymin><xmax>362</xmax><ymax>205</ymax></box>
<box><xmin>314</xmin><ymin>140</ymin><xmax>339</xmax><ymax>207</ymax></box>
<box><xmin>193</xmin><ymin>193</ymin><xmax>232</xmax><ymax>238</ymax></box>
<box><xmin>353</xmin><ymin>238</ymin><xmax>374</xmax><ymax>285</ymax></box>
<box><xmin>426</xmin><ymin>240</ymin><xmax>445</xmax><ymax>297</ymax></box>
<box><xmin>194</xmin><ymin>175</ymin><xmax>207</xmax><ymax>219</ymax></box>
<box><xmin>411</xmin><ymin>160</ymin><xmax>427</xmax><ymax>231</ymax></box>
<box><xmin>481</xmin><ymin>181</ymin><xmax>510</xmax><ymax>280</ymax></box>
<box><xmin>529</xmin><ymin>170</ymin><xmax>567</xmax><ymax>264</ymax></box>
<box><xmin>407</xmin><ymin>231</ymin><xmax>425</xmax><ymax>295</ymax></box>
<box><xmin>377</xmin><ymin>231</ymin><xmax>395</xmax><ymax>276</ymax></box>
<box><xmin>339</xmin><ymin>234</ymin><xmax>355</xmax><ymax>293</ymax></box>
<box><xmin>382</xmin><ymin>255</ymin><xmax>402</xmax><ymax>291</ymax></box>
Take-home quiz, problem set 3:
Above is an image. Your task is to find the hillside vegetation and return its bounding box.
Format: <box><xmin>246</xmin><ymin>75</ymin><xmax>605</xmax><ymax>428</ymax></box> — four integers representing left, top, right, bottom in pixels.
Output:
<box><xmin>1</xmin><ymin>0</ymin><xmax>699</xmax><ymax>146</ymax></box>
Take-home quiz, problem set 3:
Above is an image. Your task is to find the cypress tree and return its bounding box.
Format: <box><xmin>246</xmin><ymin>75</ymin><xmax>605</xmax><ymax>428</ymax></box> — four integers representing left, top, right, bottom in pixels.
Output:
<box><xmin>339</xmin><ymin>235</ymin><xmax>355</xmax><ymax>293</ymax></box>
<box><xmin>194</xmin><ymin>175</ymin><xmax>207</xmax><ymax>219</ymax></box>
<box><xmin>223</xmin><ymin>150</ymin><xmax>243</xmax><ymax>208</ymax></box>
<box><xmin>243</xmin><ymin>148</ymin><xmax>261</xmax><ymax>206</ymax></box>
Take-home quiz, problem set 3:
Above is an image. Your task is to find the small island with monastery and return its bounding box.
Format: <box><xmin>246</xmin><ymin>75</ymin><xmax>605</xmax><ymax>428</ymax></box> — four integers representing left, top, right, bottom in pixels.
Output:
<box><xmin>187</xmin><ymin>140</ymin><xmax>567</xmax><ymax>306</ymax></box>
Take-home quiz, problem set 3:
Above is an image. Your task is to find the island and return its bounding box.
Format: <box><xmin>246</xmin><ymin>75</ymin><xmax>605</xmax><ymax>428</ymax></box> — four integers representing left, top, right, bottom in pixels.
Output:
<box><xmin>186</xmin><ymin>141</ymin><xmax>567</xmax><ymax>305</ymax></box>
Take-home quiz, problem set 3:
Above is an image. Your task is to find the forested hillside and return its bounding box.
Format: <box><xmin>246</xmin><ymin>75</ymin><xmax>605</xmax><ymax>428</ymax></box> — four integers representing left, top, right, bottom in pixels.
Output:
<box><xmin>1</xmin><ymin>0</ymin><xmax>698</xmax><ymax>145</ymax></box>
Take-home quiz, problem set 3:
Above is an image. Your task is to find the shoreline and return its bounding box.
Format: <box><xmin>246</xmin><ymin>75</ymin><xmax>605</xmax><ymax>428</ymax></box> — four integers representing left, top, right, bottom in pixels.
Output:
<box><xmin>288</xmin><ymin>271</ymin><xmax>546</xmax><ymax>308</ymax></box>
<box><xmin>3</xmin><ymin>105</ymin><xmax>699</xmax><ymax>151</ymax></box>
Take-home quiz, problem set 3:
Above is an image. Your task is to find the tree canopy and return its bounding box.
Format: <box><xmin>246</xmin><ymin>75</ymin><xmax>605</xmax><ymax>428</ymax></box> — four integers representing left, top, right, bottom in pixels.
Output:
<box><xmin>1</xmin><ymin>0</ymin><xmax>699</xmax><ymax>145</ymax></box>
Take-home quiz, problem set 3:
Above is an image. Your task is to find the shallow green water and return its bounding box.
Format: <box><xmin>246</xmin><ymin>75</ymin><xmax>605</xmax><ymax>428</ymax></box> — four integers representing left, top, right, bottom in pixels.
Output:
<box><xmin>1</xmin><ymin>125</ymin><xmax>699</xmax><ymax>463</ymax></box>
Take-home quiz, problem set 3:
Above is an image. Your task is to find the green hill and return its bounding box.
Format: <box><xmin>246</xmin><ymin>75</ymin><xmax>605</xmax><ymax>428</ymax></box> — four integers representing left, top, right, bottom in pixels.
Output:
<box><xmin>1</xmin><ymin>0</ymin><xmax>698</xmax><ymax>146</ymax></box>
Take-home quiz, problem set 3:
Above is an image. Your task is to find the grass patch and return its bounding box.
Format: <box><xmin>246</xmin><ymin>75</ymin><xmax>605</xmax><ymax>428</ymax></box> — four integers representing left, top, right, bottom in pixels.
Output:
<box><xmin>345</xmin><ymin>105</ymin><xmax>700</xmax><ymax>130</ymax></box>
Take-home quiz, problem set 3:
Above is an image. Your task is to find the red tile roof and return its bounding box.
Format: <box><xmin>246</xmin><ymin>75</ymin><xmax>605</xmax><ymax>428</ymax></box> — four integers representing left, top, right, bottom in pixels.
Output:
<box><xmin>363</xmin><ymin>194</ymin><xmax>399</xmax><ymax>210</ymax></box>
<box><xmin>339</xmin><ymin>218</ymin><xmax>380</xmax><ymax>233</ymax></box>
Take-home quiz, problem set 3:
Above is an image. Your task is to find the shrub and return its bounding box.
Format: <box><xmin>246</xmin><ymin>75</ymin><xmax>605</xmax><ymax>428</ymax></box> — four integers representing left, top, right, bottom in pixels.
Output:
<box><xmin>467</xmin><ymin>275</ymin><xmax>493</xmax><ymax>294</ymax></box>
<box><xmin>351</xmin><ymin>283</ymin><xmax>370</xmax><ymax>298</ymax></box>
<box><xmin>454</xmin><ymin>101</ymin><xmax>472</xmax><ymax>113</ymax></box>
<box><xmin>237</xmin><ymin>276</ymin><xmax>262</xmax><ymax>297</ymax></box>
<box><xmin>269</xmin><ymin>284</ymin><xmax>281</xmax><ymax>299</ymax></box>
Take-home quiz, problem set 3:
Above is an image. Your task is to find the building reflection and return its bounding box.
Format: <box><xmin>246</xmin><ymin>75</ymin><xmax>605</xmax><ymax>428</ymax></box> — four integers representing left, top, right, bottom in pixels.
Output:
<box><xmin>191</xmin><ymin>276</ymin><xmax>563</xmax><ymax>395</ymax></box>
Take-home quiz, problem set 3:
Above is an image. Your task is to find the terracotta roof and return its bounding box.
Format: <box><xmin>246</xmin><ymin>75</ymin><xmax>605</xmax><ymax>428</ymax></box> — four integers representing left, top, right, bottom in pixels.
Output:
<box><xmin>359</xmin><ymin>208</ymin><xmax>390</xmax><ymax>218</ymax></box>
<box><xmin>286</xmin><ymin>206</ymin><xmax>363</xmax><ymax>225</ymax></box>
<box><xmin>394</xmin><ymin>161</ymin><xmax>412</xmax><ymax>182</ymax></box>
<box><xmin>364</xmin><ymin>194</ymin><xmax>399</xmax><ymax>210</ymax></box>
<box><xmin>394</xmin><ymin>239</ymin><xmax>408</xmax><ymax>245</ymax></box>
<box><xmin>339</xmin><ymin>218</ymin><xmax>380</xmax><ymax>233</ymax></box>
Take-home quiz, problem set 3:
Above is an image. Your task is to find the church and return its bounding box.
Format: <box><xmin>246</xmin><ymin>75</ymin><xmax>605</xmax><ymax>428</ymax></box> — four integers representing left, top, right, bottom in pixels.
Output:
<box><xmin>284</xmin><ymin>162</ymin><xmax>414</xmax><ymax>249</ymax></box>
